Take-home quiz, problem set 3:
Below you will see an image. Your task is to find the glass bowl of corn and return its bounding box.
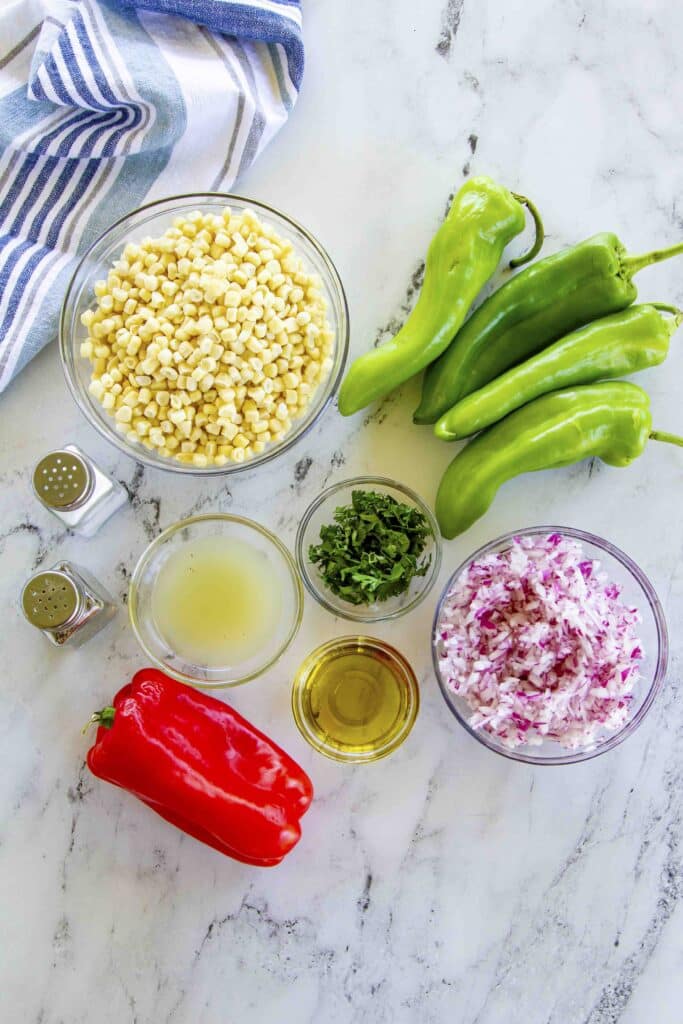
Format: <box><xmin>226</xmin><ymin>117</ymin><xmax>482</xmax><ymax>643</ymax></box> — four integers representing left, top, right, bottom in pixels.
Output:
<box><xmin>60</xmin><ymin>194</ymin><xmax>349</xmax><ymax>474</ymax></box>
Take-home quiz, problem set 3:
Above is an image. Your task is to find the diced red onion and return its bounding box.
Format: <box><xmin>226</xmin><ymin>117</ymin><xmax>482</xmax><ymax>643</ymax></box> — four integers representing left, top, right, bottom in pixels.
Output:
<box><xmin>435</xmin><ymin>534</ymin><xmax>643</xmax><ymax>750</ymax></box>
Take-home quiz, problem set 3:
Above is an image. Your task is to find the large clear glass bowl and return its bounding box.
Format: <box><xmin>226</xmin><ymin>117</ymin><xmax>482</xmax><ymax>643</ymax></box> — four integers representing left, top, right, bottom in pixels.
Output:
<box><xmin>60</xmin><ymin>193</ymin><xmax>348</xmax><ymax>474</ymax></box>
<box><xmin>129</xmin><ymin>513</ymin><xmax>303</xmax><ymax>687</ymax></box>
<box><xmin>432</xmin><ymin>526</ymin><xmax>668</xmax><ymax>766</ymax></box>
<box><xmin>295</xmin><ymin>476</ymin><xmax>442</xmax><ymax>623</ymax></box>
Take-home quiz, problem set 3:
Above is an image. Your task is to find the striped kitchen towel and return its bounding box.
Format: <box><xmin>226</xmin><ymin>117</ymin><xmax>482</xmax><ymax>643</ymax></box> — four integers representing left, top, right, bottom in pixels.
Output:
<box><xmin>0</xmin><ymin>0</ymin><xmax>303</xmax><ymax>392</ymax></box>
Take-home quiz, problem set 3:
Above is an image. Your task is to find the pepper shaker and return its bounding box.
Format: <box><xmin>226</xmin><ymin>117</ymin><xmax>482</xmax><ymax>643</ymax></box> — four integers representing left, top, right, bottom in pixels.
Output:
<box><xmin>21</xmin><ymin>562</ymin><xmax>117</xmax><ymax>648</ymax></box>
<box><xmin>32</xmin><ymin>444</ymin><xmax>126</xmax><ymax>537</ymax></box>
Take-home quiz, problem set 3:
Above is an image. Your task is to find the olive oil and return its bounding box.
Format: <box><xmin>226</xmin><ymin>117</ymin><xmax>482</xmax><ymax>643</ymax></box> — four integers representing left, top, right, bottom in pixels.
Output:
<box><xmin>151</xmin><ymin>535</ymin><xmax>281</xmax><ymax>668</ymax></box>
<box><xmin>292</xmin><ymin>637</ymin><xmax>419</xmax><ymax>762</ymax></box>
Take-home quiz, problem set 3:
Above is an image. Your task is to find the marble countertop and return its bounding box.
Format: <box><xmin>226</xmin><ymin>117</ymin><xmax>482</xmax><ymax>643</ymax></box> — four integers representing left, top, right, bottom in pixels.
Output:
<box><xmin>2</xmin><ymin>1</ymin><xmax>682</xmax><ymax>1021</ymax></box>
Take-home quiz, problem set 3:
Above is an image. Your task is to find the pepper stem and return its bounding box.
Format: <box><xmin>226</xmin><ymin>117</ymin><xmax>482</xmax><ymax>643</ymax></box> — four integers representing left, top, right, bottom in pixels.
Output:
<box><xmin>650</xmin><ymin>303</ymin><xmax>683</xmax><ymax>328</ymax></box>
<box><xmin>650</xmin><ymin>430</ymin><xmax>683</xmax><ymax>449</ymax></box>
<box><xmin>81</xmin><ymin>706</ymin><xmax>116</xmax><ymax>735</ymax></box>
<box><xmin>510</xmin><ymin>193</ymin><xmax>545</xmax><ymax>268</ymax></box>
<box><xmin>622</xmin><ymin>239</ymin><xmax>683</xmax><ymax>278</ymax></box>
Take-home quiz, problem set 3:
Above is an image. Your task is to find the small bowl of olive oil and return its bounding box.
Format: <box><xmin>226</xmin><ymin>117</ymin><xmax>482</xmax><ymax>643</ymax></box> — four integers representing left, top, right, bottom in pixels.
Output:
<box><xmin>292</xmin><ymin>636</ymin><xmax>419</xmax><ymax>763</ymax></box>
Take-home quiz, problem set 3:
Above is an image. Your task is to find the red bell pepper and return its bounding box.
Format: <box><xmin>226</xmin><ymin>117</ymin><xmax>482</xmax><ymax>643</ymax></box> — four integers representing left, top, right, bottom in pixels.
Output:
<box><xmin>86</xmin><ymin>668</ymin><xmax>313</xmax><ymax>866</ymax></box>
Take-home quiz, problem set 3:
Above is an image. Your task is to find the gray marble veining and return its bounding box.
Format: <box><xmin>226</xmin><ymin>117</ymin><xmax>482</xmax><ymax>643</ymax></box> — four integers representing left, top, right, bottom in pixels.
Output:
<box><xmin>1</xmin><ymin>0</ymin><xmax>682</xmax><ymax>1021</ymax></box>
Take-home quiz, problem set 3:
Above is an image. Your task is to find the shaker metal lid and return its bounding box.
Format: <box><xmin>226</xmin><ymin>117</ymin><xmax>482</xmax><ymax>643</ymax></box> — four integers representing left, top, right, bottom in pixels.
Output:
<box><xmin>33</xmin><ymin>450</ymin><xmax>92</xmax><ymax>509</ymax></box>
<box><xmin>22</xmin><ymin>570</ymin><xmax>80</xmax><ymax>630</ymax></box>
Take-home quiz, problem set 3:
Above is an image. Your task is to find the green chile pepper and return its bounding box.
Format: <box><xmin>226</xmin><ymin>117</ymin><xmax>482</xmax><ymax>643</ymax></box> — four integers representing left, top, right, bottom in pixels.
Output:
<box><xmin>435</xmin><ymin>304</ymin><xmax>682</xmax><ymax>440</ymax></box>
<box><xmin>337</xmin><ymin>177</ymin><xmax>543</xmax><ymax>416</ymax></box>
<box><xmin>435</xmin><ymin>381</ymin><xmax>683</xmax><ymax>539</ymax></box>
<box><xmin>415</xmin><ymin>232</ymin><xmax>683</xmax><ymax>424</ymax></box>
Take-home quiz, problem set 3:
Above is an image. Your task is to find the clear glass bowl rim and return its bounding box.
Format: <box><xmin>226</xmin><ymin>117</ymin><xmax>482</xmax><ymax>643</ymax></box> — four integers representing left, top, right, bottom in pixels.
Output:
<box><xmin>295</xmin><ymin>475</ymin><xmax>443</xmax><ymax>622</ymax></box>
<box><xmin>128</xmin><ymin>512</ymin><xmax>304</xmax><ymax>687</ymax></box>
<box><xmin>432</xmin><ymin>525</ymin><xmax>669</xmax><ymax>766</ymax></box>
<box><xmin>291</xmin><ymin>634</ymin><xmax>420</xmax><ymax>763</ymax></box>
<box><xmin>59</xmin><ymin>191</ymin><xmax>349</xmax><ymax>475</ymax></box>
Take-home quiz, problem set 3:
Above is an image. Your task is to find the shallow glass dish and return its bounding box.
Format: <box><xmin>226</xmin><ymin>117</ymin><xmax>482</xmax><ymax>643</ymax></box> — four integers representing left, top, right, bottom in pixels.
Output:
<box><xmin>291</xmin><ymin>636</ymin><xmax>420</xmax><ymax>764</ymax></box>
<box><xmin>295</xmin><ymin>476</ymin><xmax>442</xmax><ymax>622</ymax></box>
<box><xmin>129</xmin><ymin>513</ymin><xmax>303</xmax><ymax>687</ymax></box>
<box><xmin>432</xmin><ymin>526</ymin><xmax>668</xmax><ymax>766</ymax></box>
<box><xmin>60</xmin><ymin>193</ymin><xmax>349</xmax><ymax>474</ymax></box>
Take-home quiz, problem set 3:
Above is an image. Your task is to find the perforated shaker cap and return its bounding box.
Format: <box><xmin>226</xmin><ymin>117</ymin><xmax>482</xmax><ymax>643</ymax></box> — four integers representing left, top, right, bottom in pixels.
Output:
<box><xmin>33</xmin><ymin>450</ymin><xmax>93</xmax><ymax>510</ymax></box>
<box><xmin>22</xmin><ymin>570</ymin><xmax>81</xmax><ymax>630</ymax></box>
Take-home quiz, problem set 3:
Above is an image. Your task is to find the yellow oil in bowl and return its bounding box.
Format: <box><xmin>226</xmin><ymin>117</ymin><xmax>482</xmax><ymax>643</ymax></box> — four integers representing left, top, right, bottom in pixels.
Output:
<box><xmin>292</xmin><ymin>637</ymin><xmax>419</xmax><ymax>763</ymax></box>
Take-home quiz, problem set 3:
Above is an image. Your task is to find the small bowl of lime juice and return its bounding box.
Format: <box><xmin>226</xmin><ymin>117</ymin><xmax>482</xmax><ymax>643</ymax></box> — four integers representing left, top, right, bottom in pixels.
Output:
<box><xmin>129</xmin><ymin>514</ymin><xmax>303</xmax><ymax>687</ymax></box>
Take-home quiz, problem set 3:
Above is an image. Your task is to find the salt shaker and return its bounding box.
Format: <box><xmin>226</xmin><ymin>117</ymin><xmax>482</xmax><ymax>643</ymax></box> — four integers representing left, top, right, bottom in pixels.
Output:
<box><xmin>21</xmin><ymin>562</ymin><xmax>117</xmax><ymax>648</ymax></box>
<box><xmin>32</xmin><ymin>444</ymin><xmax>126</xmax><ymax>537</ymax></box>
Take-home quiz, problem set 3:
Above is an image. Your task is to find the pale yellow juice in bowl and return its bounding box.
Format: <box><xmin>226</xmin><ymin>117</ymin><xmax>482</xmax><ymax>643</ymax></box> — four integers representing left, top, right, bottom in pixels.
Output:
<box><xmin>129</xmin><ymin>514</ymin><xmax>302</xmax><ymax>687</ymax></box>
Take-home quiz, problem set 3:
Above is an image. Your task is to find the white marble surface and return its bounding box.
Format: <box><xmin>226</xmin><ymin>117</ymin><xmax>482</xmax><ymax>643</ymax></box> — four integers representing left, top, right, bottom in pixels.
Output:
<box><xmin>2</xmin><ymin>0</ymin><xmax>683</xmax><ymax>1021</ymax></box>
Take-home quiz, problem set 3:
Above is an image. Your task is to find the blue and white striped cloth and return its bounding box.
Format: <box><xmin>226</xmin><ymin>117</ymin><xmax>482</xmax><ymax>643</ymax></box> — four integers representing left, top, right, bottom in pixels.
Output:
<box><xmin>0</xmin><ymin>0</ymin><xmax>303</xmax><ymax>391</ymax></box>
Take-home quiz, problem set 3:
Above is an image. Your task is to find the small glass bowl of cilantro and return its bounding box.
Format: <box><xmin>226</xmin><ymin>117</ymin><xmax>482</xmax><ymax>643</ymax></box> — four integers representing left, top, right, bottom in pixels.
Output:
<box><xmin>296</xmin><ymin>476</ymin><xmax>442</xmax><ymax>621</ymax></box>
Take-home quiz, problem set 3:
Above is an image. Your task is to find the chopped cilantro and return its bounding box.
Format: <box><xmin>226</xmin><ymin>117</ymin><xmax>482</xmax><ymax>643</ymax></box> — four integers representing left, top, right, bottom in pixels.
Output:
<box><xmin>308</xmin><ymin>489</ymin><xmax>433</xmax><ymax>605</ymax></box>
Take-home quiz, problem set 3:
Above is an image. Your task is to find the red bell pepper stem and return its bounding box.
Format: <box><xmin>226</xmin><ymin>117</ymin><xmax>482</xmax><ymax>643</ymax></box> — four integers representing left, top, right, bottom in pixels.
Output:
<box><xmin>81</xmin><ymin>706</ymin><xmax>115</xmax><ymax>735</ymax></box>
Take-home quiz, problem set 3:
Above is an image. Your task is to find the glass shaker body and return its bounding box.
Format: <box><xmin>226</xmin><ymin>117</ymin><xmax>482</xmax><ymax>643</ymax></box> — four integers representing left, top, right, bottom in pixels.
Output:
<box><xmin>32</xmin><ymin>444</ymin><xmax>126</xmax><ymax>537</ymax></box>
<box><xmin>21</xmin><ymin>561</ymin><xmax>117</xmax><ymax>647</ymax></box>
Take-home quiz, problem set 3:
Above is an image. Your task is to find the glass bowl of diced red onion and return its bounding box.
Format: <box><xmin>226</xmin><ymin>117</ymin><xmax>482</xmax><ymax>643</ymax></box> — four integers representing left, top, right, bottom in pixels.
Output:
<box><xmin>432</xmin><ymin>527</ymin><xmax>668</xmax><ymax>765</ymax></box>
